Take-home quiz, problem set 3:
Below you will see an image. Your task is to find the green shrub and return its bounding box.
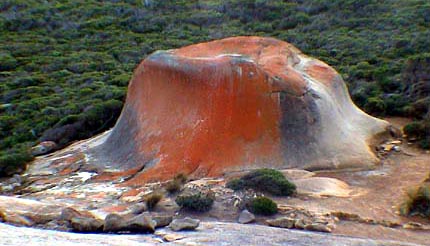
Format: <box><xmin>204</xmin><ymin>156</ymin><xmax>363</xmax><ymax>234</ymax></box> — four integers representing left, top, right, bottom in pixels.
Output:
<box><xmin>420</xmin><ymin>139</ymin><xmax>430</xmax><ymax>150</ymax></box>
<box><xmin>226</xmin><ymin>178</ymin><xmax>245</xmax><ymax>191</ymax></box>
<box><xmin>175</xmin><ymin>192</ymin><xmax>214</xmax><ymax>212</ymax></box>
<box><xmin>0</xmin><ymin>149</ymin><xmax>34</xmax><ymax>177</ymax></box>
<box><xmin>404</xmin><ymin>122</ymin><xmax>426</xmax><ymax>139</ymax></box>
<box><xmin>166</xmin><ymin>179</ymin><xmax>182</xmax><ymax>194</ymax></box>
<box><xmin>0</xmin><ymin>53</ymin><xmax>17</xmax><ymax>71</ymax></box>
<box><xmin>364</xmin><ymin>97</ymin><xmax>386</xmax><ymax>115</ymax></box>
<box><xmin>227</xmin><ymin>168</ymin><xmax>296</xmax><ymax>196</ymax></box>
<box><xmin>145</xmin><ymin>192</ymin><xmax>163</xmax><ymax>211</ymax></box>
<box><xmin>247</xmin><ymin>196</ymin><xmax>278</xmax><ymax>216</ymax></box>
<box><xmin>400</xmin><ymin>183</ymin><xmax>430</xmax><ymax>218</ymax></box>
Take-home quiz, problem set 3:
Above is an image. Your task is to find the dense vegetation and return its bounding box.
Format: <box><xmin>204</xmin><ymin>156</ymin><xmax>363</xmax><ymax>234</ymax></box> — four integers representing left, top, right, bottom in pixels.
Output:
<box><xmin>247</xmin><ymin>196</ymin><xmax>278</xmax><ymax>216</ymax></box>
<box><xmin>227</xmin><ymin>168</ymin><xmax>296</xmax><ymax>196</ymax></box>
<box><xmin>175</xmin><ymin>192</ymin><xmax>215</xmax><ymax>212</ymax></box>
<box><xmin>1</xmin><ymin>0</ymin><xmax>429</xmax><ymax>176</ymax></box>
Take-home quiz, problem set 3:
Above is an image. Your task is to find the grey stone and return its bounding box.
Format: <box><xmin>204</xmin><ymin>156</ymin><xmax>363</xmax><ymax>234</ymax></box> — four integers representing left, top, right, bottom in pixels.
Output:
<box><xmin>238</xmin><ymin>209</ymin><xmax>255</xmax><ymax>224</ymax></box>
<box><xmin>266</xmin><ymin>217</ymin><xmax>296</xmax><ymax>229</ymax></box>
<box><xmin>31</xmin><ymin>141</ymin><xmax>57</xmax><ymax>156</ymax></box>
<box><xmin>304</xmin><ymin>223</ymin><xmax>332</xmax><ymax>233</ymax></box>
<box><xmin>169</xmin><ymin>217</ymin><xmax>200</xmax><ymax>231</ymax></box>
<box><xmin>103</xmin><ymin>213</ymin><xmax>126</xmax><ymax>232</ymax></box>
<box><xmin>103</xmin><ymin>213</ymin><xmax>156</xmax><ymax>233</ymax></box>
<box><xmin>124</xmin><ymin>213</ymin><xmax>156</xmax><ymax>233</ymax></box>
<box><xmin>151</xmin><ymin>214</ymin><xmax>173</xmax><ymax>228</ymax></box>
<box><xmin>130</xmin><ymin>203</ymin><xmax>147</xmax><ymax>215</ymax></box>
<box><xmin>71</xmin><ymin>217</ymin><xmax>103</xmax><ymax>232</ymax></box>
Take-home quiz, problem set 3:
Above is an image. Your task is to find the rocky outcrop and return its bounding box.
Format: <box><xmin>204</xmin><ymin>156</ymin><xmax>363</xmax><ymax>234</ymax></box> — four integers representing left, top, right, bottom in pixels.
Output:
<box><xmin>91</xmin><ymin>36</ymin><xmax>388</xmax><ymax>183</ymax></box>
<box><xmin>168</xmin><ymin>217</ymin><xmax>200</xmax><ymax>231</ymax></box>
<box><xmin>0</xmin><ymin>222</ymin><xmax>419</xmax><ymax>246</ymax></box>
<box><xmin>103</xmin><ymin>213</ymin><xmax>156</xmax><ymax>233</ymax></box>
<box><xmin>238</xmin><ymin>209</ymin><xmax>255</xmax><ymax>224</ymax></box>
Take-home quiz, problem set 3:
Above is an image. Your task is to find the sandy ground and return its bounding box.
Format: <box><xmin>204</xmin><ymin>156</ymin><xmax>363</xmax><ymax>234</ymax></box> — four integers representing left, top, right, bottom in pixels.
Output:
<box><xmin>271</xmin><ymin>117</ymin><xmax>430</xmax><ymax>245</ymax></box>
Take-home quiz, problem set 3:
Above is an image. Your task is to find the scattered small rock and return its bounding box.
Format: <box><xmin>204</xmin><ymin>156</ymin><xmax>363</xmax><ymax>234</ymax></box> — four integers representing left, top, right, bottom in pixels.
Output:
<box><xmin>155</xmin><ymin>231</ymin><xmax>186</xmax><ymax>242</ymax></box>
<box><xmin>402</xmin><ymin>222</ymin><xmax>427</xmax><ymax>230</ymax></box>
<box><xmin>151</xmin><ymin>213</ymin><xmax>173</xmax><ymax>228</ymax></box>
<box><xmin>304</xmin><ymin>223</ymin><xmax>332</xmax><ymax>233</ymax></box>
<box><xmin>266</xmin><ymin>217</ymin><xmax>296</xmax><ymax>229</ymax></box>
<box><xmin>238</xmin><ymin>209</ymin><xmax>255</xmax><ymax>224</ymax></box>
<box><xmin>31</xmin><ymin>141</ymin><xmax>57</xmax><ymax>156</ymax></box>
<box><xmin>169</xmin><ymin>217</ymin><xmax>200</xmax><ymax>231</ymax></box>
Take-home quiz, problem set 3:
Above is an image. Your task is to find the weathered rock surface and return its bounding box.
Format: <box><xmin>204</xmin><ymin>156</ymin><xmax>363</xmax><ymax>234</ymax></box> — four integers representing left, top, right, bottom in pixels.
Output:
<box><xmin>31</xmin><ymin>141</ymin><xmax>57</xmax><ymax>156</ymax></box>
<box><xmin>238</xmin><ymin>209</ymin><xmax>255</xmax><ymax>224</ymax></box>
<box><xmin>103</xmin><ymin>213</ymin><xmax>156</xmax><ymax>233</ymax></box>
<box><xmin>91</xmin><ymin>36</ymin><xmax>389</xmax><ymax>183</ymax></box>
<box><xmin>70</xmin><ymin>216</ymin><xmax>103</xmax><ymax>232</ymax></box>
<box><xmin>294</xmin><ymin>177</ymin><xmax>352</xmax><ymax>197</ymax></box>
<box><xmin>0</xmin><ymin>222</ymin><xmax>419</xmax><ymax>246</ymax></box>
<box><xmin>0</xmin><ymin>196</ymin><xmax>63</xmax><ymax>226</ymax></box>
<box><xmin>168</xmin><ymin>217</ymin><xmax>200</xmax><ymax>231</ymax></box>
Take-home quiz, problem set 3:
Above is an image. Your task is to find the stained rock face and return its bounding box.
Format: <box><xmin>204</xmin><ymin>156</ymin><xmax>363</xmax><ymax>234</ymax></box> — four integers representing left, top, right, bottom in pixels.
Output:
<box><xmin>93</xmin><ymin>36</ymin><xmax>388</xmax><ymax>183</ymax></box>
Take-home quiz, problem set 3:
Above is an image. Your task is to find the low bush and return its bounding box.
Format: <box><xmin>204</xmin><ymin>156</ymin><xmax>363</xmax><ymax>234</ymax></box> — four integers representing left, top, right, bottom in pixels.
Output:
<box><xmin>165</xmin><ymin>173</ymin><xmax>188</xmax><ymax>194</ymax></box>
<box><xmin>175</xmin><ymin>192</ymin><xmax>214</xmax><ymax>212</ymax></box>
<box><xmin>145</xmin><ymin>192</ymin><xmax>163</xmax><ymax>211</ymax></box>
<box><xmin>404</xmin><ymin>122</ymin><xmax>426</xmax><ymax>138</ymax></box>
<box><xmin>247</xmin><ymin>196</ymin><xmax>278</xmax><ymax>216</ymax></box>
<box><xmin>400</xmin><ymin>183</ymin><xmax>430</xmax><ymax>218</ymax></box>
<box><xmin>226</xmin><ymin>168</ymin><xmax>296</xmax><ymax>196</ymax></box>
<box><xmin>226</xmin><ymin>178</ymin><xmax>245</xmax><ymax>191</ymax></box>
<box><xmin>403</xmin><ymin>119</ymin><xmax>430</xmax><ymax>149</ymax></box>
<box><xmin>173</xmin><ymin>173</ymin><xmax>188</xmax><ymax>184</ymax></box>
<box><xmin>0</xmin><ymin>148</ymin><xmax>34</xmax><ymax>177</ymax></box>
<box><xmin>364</xmin><ymin>97</ymin><xmax>386</xmax><ymax>116</ymax></box>
<box><xmin>166</xmin><ymin>179</ymin><xmax>182</xmax><ymax>194</ymax></box>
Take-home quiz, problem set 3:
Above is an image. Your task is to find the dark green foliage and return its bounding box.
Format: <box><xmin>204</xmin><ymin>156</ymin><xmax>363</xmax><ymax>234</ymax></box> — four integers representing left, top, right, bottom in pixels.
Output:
<box><xmin>0</xmin><ymin>148</ymin><xmax>34</xmax><ymax>177</ymax></box>
<box><xmin>228</xmin><ymin>168</ymin><xmax>296</xmax><ymax>196</ymax></box>
<box><xmin>364</xmin><ymin>97</ymin><xmax>386</xmax><ymax>115</ymax></box>
<box><xmin>247</xmin><ymin>196</ymin><xmax>278</xmax><ymax>216</ymax></box>
<box><xmin>40</xmin><ymin>99</ymin><xmax>123</xmax><ymax>147</ymax></box>
<box><xmin>400</xmin><ymin>183</ymin><xmax>430</xmax><ymax>218</ymax></box>
<box><xmin>145</xmin><ymin>192</ymin><xmax>163</xmax><ymax>211</ymax></box>
<box><xmin>226</xmin><ymin>178</ymin><xmax>245</xmax><ymax>191</ymax></box>
<box><xmin>403</xmin><ymin>119</ymin><xmax>430</xmax><ymax>149</ymax></box>
<box><xmin>175</xmin><ymin>192</ymin><xmax>214</xmax><ymax>212</ymax></box>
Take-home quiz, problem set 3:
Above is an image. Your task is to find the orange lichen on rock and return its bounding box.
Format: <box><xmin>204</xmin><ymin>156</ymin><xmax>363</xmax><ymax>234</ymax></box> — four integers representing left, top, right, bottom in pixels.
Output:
<box><xmin>94</xmin><ymin>36</ymin><xmax>389</xmax><ymax>184</ymax></box>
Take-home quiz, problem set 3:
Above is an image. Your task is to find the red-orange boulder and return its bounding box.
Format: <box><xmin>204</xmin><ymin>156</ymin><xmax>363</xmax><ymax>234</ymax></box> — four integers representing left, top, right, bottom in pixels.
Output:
<box><xmin>95</xmin><ymin>36</ymin><xmax>388</xmax><ymax>183</ymax></box>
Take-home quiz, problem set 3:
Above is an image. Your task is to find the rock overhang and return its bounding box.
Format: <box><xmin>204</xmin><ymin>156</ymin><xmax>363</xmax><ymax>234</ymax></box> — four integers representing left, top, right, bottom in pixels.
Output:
<box><xmin>90</xmin><ymin>36</ymin><xmax>389</xmax><ymax>183</ymax></box>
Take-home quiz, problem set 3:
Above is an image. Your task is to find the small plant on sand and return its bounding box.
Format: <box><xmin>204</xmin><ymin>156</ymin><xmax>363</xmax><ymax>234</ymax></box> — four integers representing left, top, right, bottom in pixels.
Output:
<box><xmin>145</xmin><ymin>192</ymin><xmax>163</xmax><ymax>211</ymax></box>
<box><xmin>247</xmin><ymin>196</ymin><xmax>278</xmax><ymax>216</ymax></box>
<box><xmin>165</xmin><ymin>173</ymin><xmax>188</xmax><ymax>194</ymax></box>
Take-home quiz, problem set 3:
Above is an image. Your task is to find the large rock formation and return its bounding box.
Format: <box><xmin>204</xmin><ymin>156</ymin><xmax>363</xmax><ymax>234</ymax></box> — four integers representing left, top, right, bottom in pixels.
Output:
<box><xmin>94</xmin><ymin>36</ymin><xmax>388</xmax><ymax>183</ymax></box>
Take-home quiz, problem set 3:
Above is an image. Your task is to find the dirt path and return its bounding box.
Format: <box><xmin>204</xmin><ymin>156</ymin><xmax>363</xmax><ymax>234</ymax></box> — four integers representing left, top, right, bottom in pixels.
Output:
<box><xmin>274</xmin><ymin>117</ymin><xmax>430</xmax><ymax>245</ymax></box>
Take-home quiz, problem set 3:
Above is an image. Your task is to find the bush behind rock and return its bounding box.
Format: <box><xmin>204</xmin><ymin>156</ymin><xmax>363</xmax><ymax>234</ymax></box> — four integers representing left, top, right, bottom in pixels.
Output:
<box><xmin>226</xmin><ymin>168</ymin><xmax>296</xmax><ymax>196</ymax></box>
<box><xmin>175</xmin><ymin>192</ymin><xmax>214</xmax><ymax>212</ymax></box>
